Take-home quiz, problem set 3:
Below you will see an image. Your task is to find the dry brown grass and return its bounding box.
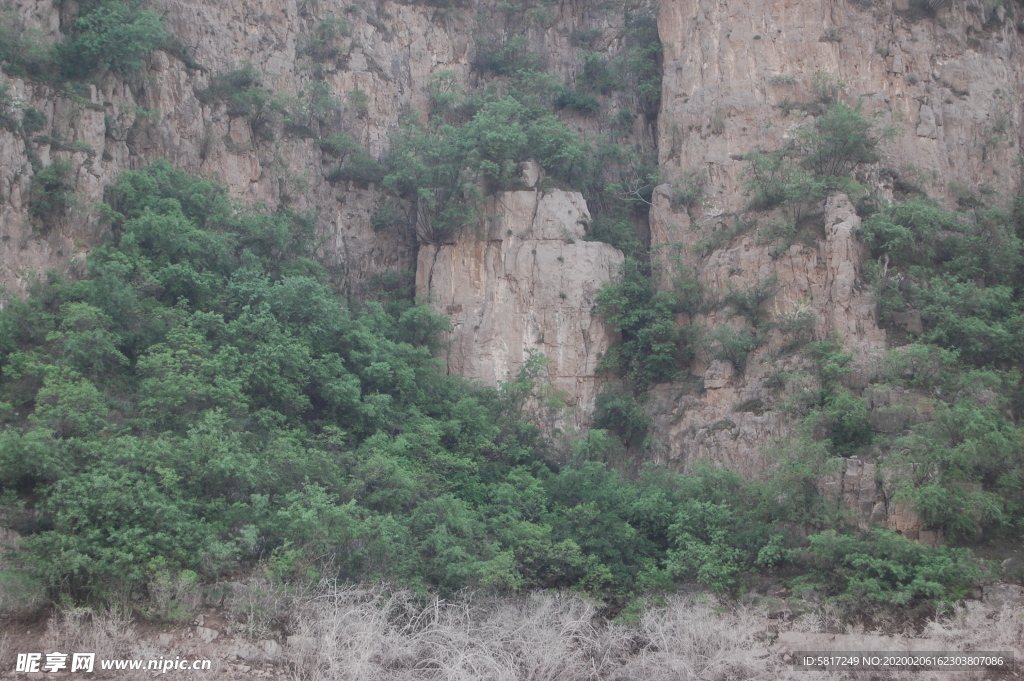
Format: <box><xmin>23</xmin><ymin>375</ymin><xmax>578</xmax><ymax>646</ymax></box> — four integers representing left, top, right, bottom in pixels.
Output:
<box><xmin>272</xmin><ymin>583</ymin><xmax>802</xmax><ymax>681</ymax></box>
<box><xmin>42</xmin><ymin>607</ymin><xmax>138</xmax><ymax>662</ymax></box>
<box><xmin>5</xmin><ymin>580</ymin><xmax>1021</xmax><ymax>681</ymax></box>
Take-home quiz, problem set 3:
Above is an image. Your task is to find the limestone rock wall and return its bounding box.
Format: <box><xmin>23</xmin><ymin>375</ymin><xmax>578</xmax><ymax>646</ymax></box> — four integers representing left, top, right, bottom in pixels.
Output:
<box><xmin>657</xmin><ymin>0</ymin><xmax>1023</xmax><ymax>205</ymax></box>
<box><xmin>647</xmin><ymin>0</ymin><xmax>1024</xmax><ymax>457</ymax></box>
<box><xmin>3</xmin><ymin>0</ymin><xmax>1024</xmax><ymax>488</ymax></box>
<box><xmin>0</xmin><ymin>0</ymin><xmax>643</xmax><ymax>297</ymax></box>
<box><xmin>416</xmin><ymin>186</ymin><xmax>624</xmax><ymax>430</ymax></box>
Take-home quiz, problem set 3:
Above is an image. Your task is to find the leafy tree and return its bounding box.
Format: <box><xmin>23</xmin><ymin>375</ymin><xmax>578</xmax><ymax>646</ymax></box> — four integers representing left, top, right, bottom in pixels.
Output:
<box><xmin>58</xmin><ymin>1</ymin><xmax>167</xmax><ymax>78</ymax></box>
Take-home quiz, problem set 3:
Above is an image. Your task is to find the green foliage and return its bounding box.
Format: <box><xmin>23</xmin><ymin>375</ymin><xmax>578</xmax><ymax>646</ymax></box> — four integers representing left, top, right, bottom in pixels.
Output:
<box><xmin>740</xmin><ymin>148</ymin><xmax>827</xmax><ymax>215</ymax></box>
<box><xmin>623</xmin><ymin>15</ymin><xmax>662</xmax><ymax>119</ymax></box>
<box><xmin>553</xmin><ymin>87</ymin><xmax>600</xmax><ymax>114</ymax></box>
<box><xmin>3</xmin><ymin>162</ymin><xmax>845</xmax><ymax>606</ymax></box>
<box><xmin>596</xmin><ymin>259</ymin><xmax>685</xmax><ymax>386</ymax></box>
<box><xmin>0</xmin><ymin>162</ymin><xmax>992</xmax><ymax>612</ymax></box>
<box><xmin>57</xmin><ymin>1</ymin><xmax>167</xmax><ymax>79</ymax></box>
<box><xmin>800</xmin><ymin>102</ymin><xmax>881</xmax><ymax>178</ymax></box>
<box><xmin>584</xmin><ymin>215</ymin><xmax>643</xmax><ymax>260</ymax></box>
<box><xmin>593</xmin><ymin>390</ymin><xmax>650</xmax><ymax>449</ymax></box>
<box><xmin>473</xmin><ymin>36</ymin><xmax>544</xmax><ymax>76</ymax></box>
<box><xmin>579</xmin><ymin>52</ymin><xmax>623</xmax><ymax>95</ymax></box>
<box><xmin>21</xmin><ymin>107</ymin><xmax>47</xmax><ymax>133</ymax></box>
<box><xmin>196</xmin><ymin>67</ymin><xmax>293</xmax><ymax>141</ymax></box>
<box><xmin>722</xmin><ymin>274</ymin><xmax>777</xmax><ymax>325</ymax></box>
<box><xmin>317</xmin><ymin>132</ymin><xmax>359</xmax><ymax>157</ymax></box>
<box><xmin>793</xmin><ymin>529</ymin><xmax>987</xmax><ymax>615</ymax></box>
<box><xmin>706</xmin><ymin>325</ymin><xmax>762</xmax><ymax>370</ymax></box>
<box><xmin>670</xmin><ymin>170</ymin><xmax>707</xmax><ymax>209</ymax></box>
<box><xmin>328</xmin><ymin>153</ymin><xmax>386</xmax><ymax>187</ymax></box>
<box><xmin>383</xmin><ymin>91</ymin><xmax>586</xmax><ymax>242</ymax></box>
<box><xmin>0</xmin><ymin>84</ymin><xmax>16</xmax><ymax>132</ymax></box>
<box><xmin>28</xmin><ymin>159</ymin><xmax>75</xmax><ymax>224</ymax></box>
<box><xmin>859</xmin><ymin>197</ymin><xmax>1024</xmax><ymax>366</ymax></box>
<box><xmin>890</xmin><ymin>399</ymin><xmax>1024</xmax><ymax>540</ymax></box>
<box><xmin>0</xmin><ymin>13</ymin><xmax>58</xmax><ymax>80</ymax></box>
<box><xmin>298</xmin><ymin>15</ymin><xmax>350</xmax><ymax>63</ymax></box>
<box><xmin>348</xmin><ymin>89</ymin><xmax>369</xmax><ymax>118</ymax></box>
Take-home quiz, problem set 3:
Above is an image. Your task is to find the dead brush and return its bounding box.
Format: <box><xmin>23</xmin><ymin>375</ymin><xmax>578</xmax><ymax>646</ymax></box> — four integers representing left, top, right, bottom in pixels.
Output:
<box><xmin>281</xmin><ymin>583</ymin><xmax>633</xmax><ymax>680</ymax></box>
<box><xmin>923</xmin><ymin>600</ymin><xmax>1024</xmax><ymax>657</ymax></box>
<box><xmin>42</xmin><ymin>607</ymin><xmax>136</xmax><ymax>661</ymax></box>
<box><xmin>614</xmin><ymin>595</ymin><xmax>796</xmax><ymax>681</ymax></box>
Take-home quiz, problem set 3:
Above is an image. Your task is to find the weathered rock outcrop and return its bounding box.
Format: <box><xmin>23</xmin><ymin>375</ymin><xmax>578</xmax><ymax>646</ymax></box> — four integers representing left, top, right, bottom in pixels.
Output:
<box><xmin>646</xmin><ymin>0</ymin><xmax>1024</xmax><ymax>493</ymax></box>
<box><xmin>647</xmin><ymin>192</ymin><xmax>884</xmax><ymax>475</ymax></box>
<box><xmin>656</xmin><ymin>0</ymin><xmax>1022</xmax><ymax>204</ymax></box>
<box><xmin>417</xmin><ymin>184</ymin><xmax>624</xmax><ymax>429</ymax></box>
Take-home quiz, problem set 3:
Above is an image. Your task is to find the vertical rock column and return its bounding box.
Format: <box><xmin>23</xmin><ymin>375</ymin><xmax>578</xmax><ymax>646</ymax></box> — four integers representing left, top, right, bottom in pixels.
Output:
<box><xmin>416</xmin><ymin>185</ymin><xmax>624</xmax><ymax>430</ymax></box>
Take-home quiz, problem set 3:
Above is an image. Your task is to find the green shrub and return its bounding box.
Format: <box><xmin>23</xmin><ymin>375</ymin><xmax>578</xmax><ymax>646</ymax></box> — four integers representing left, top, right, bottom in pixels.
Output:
<box><xmin>57</xmin><ymin>1</ymin><xmax>167</xmax><ymax>79</ymax></box>
<box><xmin>328</xmin><ymin>153</ymin><xmax>386</xmax><ymax>186</ymax></box>
<box><xmin>793</xmin><ymin>529</ymin><xmax>987</xmax><ymax>615</ymax></box>
<box><xmin>722</xmin><ymin>275</ymin><xmax>777</xmax><ymax>325</ymax></box>
<box><xmin>596</xmin><ymin>259</ymin><xmax>684</xmax><ymax>386</ymax></box>
<box><xmin>196</xmin><ymin>66</ymin><xmax>261</xmax><ymax>104</ymax></box>
<box><xmin>28</xmin><ymin>159</ymin><xmax>75</xmax><ymax>223</ymax></box>
<box><xmin>553</xmin><ymin>87</ymin><xmax>600</xmax><ymax>114</ymax></box>
<box><xmin>348</xmin><ymin>89</ymin><xmax>369</xmax><ymax>118</ymax></box>
<box><xmin>196</xmin><ymin>67</ymin><xmax>287</xmax><ymax>141</ymax></box>
<box><xmin>0</xmin><ymin>14</ymin><xmax>57</xmax><ymax>80</ymax></box>
<box><xmin>800</xmin><ymin>102</ymin><xmax>881</xmax><ymax>178</ymax></box>
<box><xmin>21</xmin><ymin>107</ymin><xmax>47</xmax><ymax>133</ymax></box>
<box><xmin>473</xmin><ymin>36</ymin><xmax>543</xmax><ymax>76</ymax></box>
<box><xmin>0</xmin><ymin>84</ymin><xmax>16</xmax><ymax>132</ymax></box>
<box><xmin>623</xmin><ymin>15</ymin><xmax>662</xmax><ymax>119</ymax></box>
<box><xmin>317</xmin><ymin>132</ymin><xmax>359</xmax><ymax>156</ymax></box>
<box><xmin>298</xmin><ymin>15</ymin><xmax>350</xmax><ymax>62</ymax></box>
<box><xmin>707</xmin><ymin>325</ymin><xmax>762</xmax><ymax>370</ymax></box>
<box><xmin>584</xmin><ymin>215</ymin><xmax>643</xmax><ymax>259</ymax></box>
<box><xmin>579</xmin><ymin>52</ymin><xmax>622</xmax><ymax>94</ymax></box>
<box><xmin>593</xmin><ymin>390</ymin><xmax>650</xmax><ymax>448</ymax></box>
<box><xmin>670</xmin><ymin>170</ymin><xmax>707</xmax><ymax>209</ymax></box>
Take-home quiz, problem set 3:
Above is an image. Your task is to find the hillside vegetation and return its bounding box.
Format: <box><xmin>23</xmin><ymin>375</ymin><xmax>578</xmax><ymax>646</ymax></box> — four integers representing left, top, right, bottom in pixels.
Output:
<box><xmin>0</xmin><ymin>163</ymin><xmax>995</xmax><ymax>625</ymax></box>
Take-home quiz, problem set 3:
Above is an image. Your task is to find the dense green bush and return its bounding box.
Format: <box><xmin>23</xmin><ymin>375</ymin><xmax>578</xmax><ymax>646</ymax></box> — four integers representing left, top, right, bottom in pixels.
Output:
<box><xmin>596</xmin><ymin>259</ymin><xmax>686</xmax><ymax>386</ymax></box>
<box><xmin>6</xmin><ymin>162</ymin><xmax>974</xmax><ymax>612</ymax></box>
<box><xmin>328</xmin><ymin>153</ymin><xmax>386</xmax><ymax>186</ymax></box>
<box><xmin>28</xmin><ymin>159</ymin><xmax>75</xmax><ymax>223</ymax></box>
<box><xmin>0</xmin><ymin>85</ymin><xmax>16</xmax><ymax>132</ymax></box>
<box><xmin>793</xmin><ymin>529</ymin><xmax>987</xmax><ymax>614</ymax></box>
<box><xmin>553</xmin><ymin>87</ymin><xmax>600</xmax><ymax>114</ymax></box>
<box><xmin>800</xmin><ymin>102</ymin><xmax>881</xmax><ymax>178</ymax></box>
<box><xmin>859</xmin><ymin>198</ymin><xmax>1024</xmax><ymax>366</ymax></box>
<box><xmin>623</xmin><ymin>16</ymin><xmax>662</xmax><ymax>119</ymax></box>
<box><xmin>196</xmin><ymin>67</ymin><xmax>295</xmax><ymax>141</ymax></box>
<box><xmin>297</xmin><ymin>15</ymin><xmax>350</xmax><ymax>63</ymax></box>
<box><xmin>383</xmin><ymin>91</ymin><xmax>586</xmax><ymax>242</ymax></box>
<box><xmin>0</xmin><ymin>13</ymin><xmax>58</xmax><ymax>80</ymax></box>
<box><xmin>58</xmin><ymin>1</ymin><xmax>167</xmax><ymax>79</ymax></box>
<box><xmin>593</xmin><ymin>390</ymin><xmax>650</xmax><ymax>449</ymax></box>
<box><xmin>21</xmin><ymin>107</ymin><xmax>47</xmax><ymax>133</ymax></box>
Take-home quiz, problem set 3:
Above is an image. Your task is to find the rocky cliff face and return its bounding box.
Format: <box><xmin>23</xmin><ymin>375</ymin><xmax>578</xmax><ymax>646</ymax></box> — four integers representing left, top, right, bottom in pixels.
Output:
<box><xmin>416</xmin><ymin>177</ymin><xmax>624</xmax><ymax>430</ymax></box>
<box><xmin>647</xmin><ymin>0</ymin><xmax>1023</xmax><ymax>471</ymax></box>
<box><xmin>0</xmin><ymin>0</ymin><xmax>640</xmax><ymax>417</ymax></box>
<box><xmin>2</xmin><ymin>0</ymin><xmax>1021</xmax><ymax>497</ymax></box>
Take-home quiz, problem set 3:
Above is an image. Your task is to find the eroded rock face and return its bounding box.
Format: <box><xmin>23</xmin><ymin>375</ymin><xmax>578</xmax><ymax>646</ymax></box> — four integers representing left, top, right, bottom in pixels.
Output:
<box><xmin>416</xmin><ymin>188</ymin><xmax>624</xmax><ymax>429</ymax></box>
<box><xmin>646</xmin><ymin>0</ymin><xmax>1023</xmax><ymax>478</ymax></box>
<box><xmin>647</xmin><ymin>192</ymin><xmax>884</xmax><ymax>475</ymax></box>
<box><xmin>0</xmin><ymin>0</ymin><xmax>639</xmax><ymax>299</ymax></box>
<box><xmin>656</xmin><ymin>0</ymin><xmax>1023</xmax><ymax>205</ymax></box>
